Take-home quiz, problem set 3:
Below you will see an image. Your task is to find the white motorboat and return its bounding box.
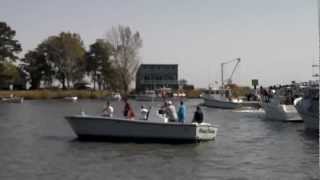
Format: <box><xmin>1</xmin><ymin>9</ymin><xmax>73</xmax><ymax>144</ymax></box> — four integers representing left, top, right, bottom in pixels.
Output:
<box><xmin>1</xmin><ymin>96</ymin><xmax>24</xmax><ymax>103</ymax></box>
<box><xmin>295</xmin><ymin>87</ymin><xmax>319</xmax><ymax>132</ymax></box>
<box><xmin>64</xmin><ymin>96</ymin><xmax>78</xmax><ymax>101</ymax></box>
<box><xmin>65</xmin><ymin>115</ymin><xmax>218</xmax><ymax>143</ymax></box>
<box><xmin>259</xmin><ymin>83</ymin><xmax>306</xmax><ymax>122</ymax></box>
<box><xmin>261</xmin><ymin>96</ymin><xmax>302</xmax><ymax>122</ymax></box>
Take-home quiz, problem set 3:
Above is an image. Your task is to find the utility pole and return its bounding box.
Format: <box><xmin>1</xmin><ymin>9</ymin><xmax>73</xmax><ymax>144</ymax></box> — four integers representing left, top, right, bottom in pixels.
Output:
<box><xmin>221</xmin><ymin>63</ymin><xmax>224</xmax><ymax>89</ymax></box>
<box><xmin>318</xmin><ymin>0</ymin><xmax>320</xmax><ymax>84</ymax></box>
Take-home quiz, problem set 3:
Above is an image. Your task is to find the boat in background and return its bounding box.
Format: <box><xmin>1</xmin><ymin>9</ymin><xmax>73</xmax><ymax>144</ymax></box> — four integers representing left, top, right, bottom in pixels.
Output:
<box><xmin>1</xmin><ymin>96</ymin><xmax>24</xmax><ymax>103</ymax></box>
<box><xmin>135</xmin><ymin>90</ymin><xmax>163</xmax><ymax>101</ymax></box>
<box><xmin>135</xmin><ymin>88</ymin><xmax>179</xmax><ymax>102</ymax></box>
<box><xmin>202</xmin><ymin>58</ymin><xmax>258</xmax><ymax>109</ymax></box>
<box><xmin>202</xmin><ymin>89</ymin><xmax>242</xmax><ymax>109</ymax></box>
<box><xmin>296</xmin><ymin>1</ymin><xmax>320</xmax><ymax>133</ymax></box>
<box><xmin>64</xmin><ymin>96</ymin><xmax>78</xmax><ymax>102</ymax></box>
<box><xmin>260</xmin><ymin>85</ymin><xmax>303</xmax><ymax>122</ymax></box>
<box><xmin>295</xmin><ymin>86</ymin><xmax>319</xmax><ymax>132</ymax></box>
<box><xmin>261</xmin><ymin>96</ymin><xmax>302</xmax><ymax>122</ymax></box>
<box><xmin>105</xmin><ymin>92</ymin><xmax>122</xmax><ymax>101</ymax></box>
<box><xmin>65</xmin><ymin>115</ymin><xmax>218</xmax><ymax>143</ymax></box>
<box><xmin>173</xmin><ymin>91</ymin><xmax>186</xmax><ymax>98</ymax></box>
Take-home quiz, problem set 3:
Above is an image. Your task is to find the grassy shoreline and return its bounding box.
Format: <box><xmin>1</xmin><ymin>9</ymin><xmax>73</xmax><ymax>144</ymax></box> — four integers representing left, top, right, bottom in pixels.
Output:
<box><xmin>0</xmin><ymin>90</ymin><xmax>111</xmax><ymax>100</ymax></box>
<box><xmin>0</xmin><ymin>89</ymin><xmax>204</xmax><ymax>100</ymax></box>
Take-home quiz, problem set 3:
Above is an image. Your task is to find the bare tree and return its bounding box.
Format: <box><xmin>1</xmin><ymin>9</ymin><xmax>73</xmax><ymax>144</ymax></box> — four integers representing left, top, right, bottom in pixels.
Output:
<box><xmin>106</xmin><ymin>25</ymin><xmax>142</xmax><ymax>95</ymax></box>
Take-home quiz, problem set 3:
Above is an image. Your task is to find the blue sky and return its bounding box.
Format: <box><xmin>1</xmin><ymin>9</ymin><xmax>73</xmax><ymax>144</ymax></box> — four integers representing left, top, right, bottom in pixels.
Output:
<box><xmin>1</xmin><ymin>0</ymin><xmax>318</xmax><ymax>87</ymax></box>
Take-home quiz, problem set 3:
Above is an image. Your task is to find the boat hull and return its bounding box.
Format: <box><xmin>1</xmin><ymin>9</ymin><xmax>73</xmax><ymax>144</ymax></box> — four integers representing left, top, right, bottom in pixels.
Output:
<box><xmin>65</xmin><ymin>115</ymin><xmax>217</xmax><ymax>143</ymax></box>
<box><xmin>239</xmin><ymin>101</ymin><xmax>261</xmax><ymax>109</ymax></box>
<box><xmin>295</xmin><ymin>97</ymin><xmax>319</xmax><ymax>132</ymax></box>
<box><xmin>261</xmin><ymin>103</ymin><xmax>302</xmax><ymax>122</ymax></box>
<box><xmin>202</xmin><ymin>96</ymin><xmax>241</xmax><ymax>109</ymax></box>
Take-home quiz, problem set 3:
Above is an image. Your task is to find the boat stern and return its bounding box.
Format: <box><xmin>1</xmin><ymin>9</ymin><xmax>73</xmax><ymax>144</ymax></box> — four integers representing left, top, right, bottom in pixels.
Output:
<box><xmin>195</xmin><ymin>123</ymin><xmax>218</xmax><ymax>141</ymax></box>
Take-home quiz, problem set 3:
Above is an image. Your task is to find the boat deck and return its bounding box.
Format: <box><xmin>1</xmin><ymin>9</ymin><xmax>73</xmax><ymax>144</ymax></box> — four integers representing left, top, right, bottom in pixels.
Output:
<box><xmin>66</xmin><ymin>115</ymin><xmax>218</xmax><ymax>143</ymax></box>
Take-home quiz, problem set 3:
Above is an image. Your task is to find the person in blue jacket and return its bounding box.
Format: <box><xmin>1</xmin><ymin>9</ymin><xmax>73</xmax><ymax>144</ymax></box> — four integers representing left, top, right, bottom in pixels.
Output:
<box><xmin>177</xmin><ymin>101</ymin><xmax>186</xmax><ymax>123</ymax></box>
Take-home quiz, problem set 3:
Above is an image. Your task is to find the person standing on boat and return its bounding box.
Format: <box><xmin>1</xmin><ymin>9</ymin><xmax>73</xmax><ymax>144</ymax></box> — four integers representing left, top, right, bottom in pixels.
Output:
<box><xmin>192</xmin><ymin>106</ymin><xmax>203</xmax><ymax>123</ymax></box>
<box><xmin>177</xmin><ymin>101</ymin><xmax>186</xmax><ymax>123</ymax></box>
<box><xmin>140</xmin><ymin>105</ymin><xmax>149</xmax><ymax>120</ymax></box>
<box><xmin>158</xmin><ymin>102</ymin><xmax>168</xmax><ymax>122</ymax></box>
<box><xmin>123</xmin><ymin>100</ymin><xmax>135</xmax><ymax>120</ymax></box>
<box><xmin>166</xmin><ymin>100</ymin><xmax>178</xmax><ymax>122</ymax></box>
<box><xmin>102</xmin><ymin>101</ymin><xmax>114</xmax><ymax>117</ymax></box>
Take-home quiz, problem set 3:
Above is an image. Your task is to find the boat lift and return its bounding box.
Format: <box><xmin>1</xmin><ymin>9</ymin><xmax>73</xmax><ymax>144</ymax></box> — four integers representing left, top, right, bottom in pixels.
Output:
<box><xmin>221</xmin><ymin>58</ymin><xmax>241</xmax><ymax>88</ymax></box>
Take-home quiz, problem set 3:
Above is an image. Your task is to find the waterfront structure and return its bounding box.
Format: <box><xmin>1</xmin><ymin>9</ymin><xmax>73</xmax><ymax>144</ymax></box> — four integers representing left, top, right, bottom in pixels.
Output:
<box><xmin>136</xmin><ymin>64</ymin><xmax>178</xmax><ymax>92</ymax></box>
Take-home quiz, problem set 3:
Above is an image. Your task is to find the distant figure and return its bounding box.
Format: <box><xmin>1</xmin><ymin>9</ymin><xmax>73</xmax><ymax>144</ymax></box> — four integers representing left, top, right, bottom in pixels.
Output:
<box><xmin>166</xmin><ymin>100</ymin><xmax>178</xmax><ymax>122</ymax></box>
<box><xmin>123</xmin><ymin>100</ymin><xmax>135</xmax><ymax>120</ymax></box>
<box><xmin>140</xmin><ymin>105</ymin><xmax>149</xmax><ymax>120</ymax></box>
<box><xmin>177</xmin><ymin>101</ymin><xmax>186</xmax><ymax>123</ymax></box>
<box><xmin>192</xmin><ymin>106</ymin><xmax>203</xmax><ymax>124</ymax></box>
<box><xmin>102</xmin><ymin>101</ymin><xmax>114</xmax><ymax>117</ymax></box>
<box><xmin>123</xmin><ymin>100</ymin><xmax>129</xmax><ymax>117</ymax></box>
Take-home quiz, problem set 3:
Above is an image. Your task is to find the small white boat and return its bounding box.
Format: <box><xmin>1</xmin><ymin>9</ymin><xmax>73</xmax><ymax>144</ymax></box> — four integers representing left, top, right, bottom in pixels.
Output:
<box><xmin>1</xmin><ymin>97</ymin><xmax>24</xmax><ymax>103</ymax></box>
<box><xmin>65</xmin><ymin>115</ymin><xmax>218</xmax><ymax>143</ymax></box>
<box><xmin>261</xmin><ymin>97</ymin><xmax>302</xmax><ymax>122</ymax></box>
<box><xmin>64</xmin><ymin>96</ymin><xmax>78</xmax><ymax>101</ymax></box>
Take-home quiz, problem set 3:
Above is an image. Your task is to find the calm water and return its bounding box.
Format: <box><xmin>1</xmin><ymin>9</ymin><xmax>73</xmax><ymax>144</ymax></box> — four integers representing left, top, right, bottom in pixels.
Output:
<box><xmin>0</xmin><ymin>99</ymin><xmax>318</xmax><ymax>180</ymax></box>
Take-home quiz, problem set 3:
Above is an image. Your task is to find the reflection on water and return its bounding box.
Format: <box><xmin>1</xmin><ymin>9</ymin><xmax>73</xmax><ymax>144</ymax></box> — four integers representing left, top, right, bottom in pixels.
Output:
<box><xmin>0</xmin><ymin>99</ymin><xmax>318</xmax><ymax>180</ymax></box>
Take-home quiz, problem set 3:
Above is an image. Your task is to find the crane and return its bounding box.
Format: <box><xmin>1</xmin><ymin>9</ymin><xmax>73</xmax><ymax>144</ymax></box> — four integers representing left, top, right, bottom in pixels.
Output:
<box><xmin>221</xmin><ymin>58</ymin><xmax>241</xmax><ymax>88</ymax></box>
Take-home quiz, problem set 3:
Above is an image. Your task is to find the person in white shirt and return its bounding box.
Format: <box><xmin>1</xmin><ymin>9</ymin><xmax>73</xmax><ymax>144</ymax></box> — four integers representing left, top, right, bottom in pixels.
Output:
<box><xmin>140</xmin><ymin>105</ymin><xmax>149</xmax><ymax>120</ymax></box>
<box><xmin>102</xmin><ymin>101</ymin><xmax>114</xmax><ymax>117</ymax></box>
<box><xmin>157</xmin><ymin>102</ymin><xmax>168</xmax><ymax>122</ymax></box>
<box><xmin>166</xmin><ymin>100</ymin><xmax>178</xmax><ymax>122</ymax></box>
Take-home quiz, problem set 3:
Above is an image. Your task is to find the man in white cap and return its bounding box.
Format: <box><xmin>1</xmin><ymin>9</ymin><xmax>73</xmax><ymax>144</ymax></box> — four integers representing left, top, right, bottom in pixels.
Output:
<box><xmin>102</xmin><ymin>101</ymin><xmax>114</xmax><ymax>117</ymax></box>
<box><xmin>166</xmin><ymin>100</ymin><xmax>178</xmax><ymax>122</ymax></box>
<box><xmin>140</xmin><ymin>105</ymin><xmax>149</xmax><ymax>120</ymax></box>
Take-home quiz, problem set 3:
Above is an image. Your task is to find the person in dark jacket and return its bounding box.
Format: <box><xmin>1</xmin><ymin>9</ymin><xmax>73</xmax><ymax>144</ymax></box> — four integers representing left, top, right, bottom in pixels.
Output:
<box><xmin>192</xmin><ymin>106</ymin><xmax>203</xmax><ymax>123</ymax></box>
<box><xmin>123</xmin><ymin>100</ymin><xmax>135</xmax><ymax>120</ymax></box>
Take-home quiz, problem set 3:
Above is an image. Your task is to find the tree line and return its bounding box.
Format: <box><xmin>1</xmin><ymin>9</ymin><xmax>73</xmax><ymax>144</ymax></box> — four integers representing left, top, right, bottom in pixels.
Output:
<box><xmin>0</xmin><ymin>21</ymin><xmax>142</xmax><ymax>94</ymax></box>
